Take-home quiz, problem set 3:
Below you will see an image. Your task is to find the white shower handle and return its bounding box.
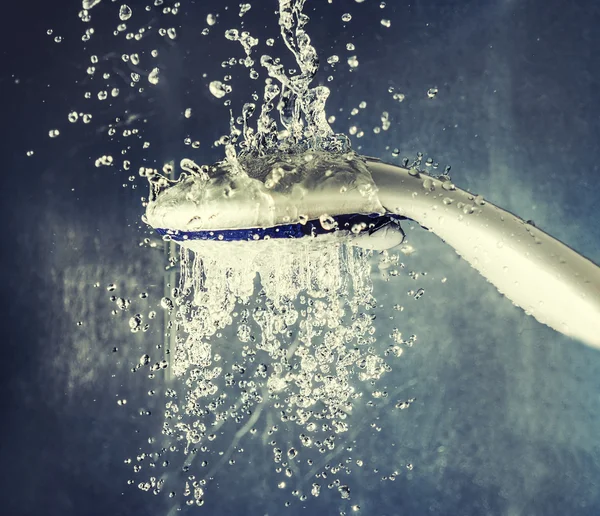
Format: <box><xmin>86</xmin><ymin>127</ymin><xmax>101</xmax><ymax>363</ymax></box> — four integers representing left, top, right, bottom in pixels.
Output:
<box><xmin>367</xmin><ymin>158</ymin><xmax>600</xmax><ymax>349</ymax></box>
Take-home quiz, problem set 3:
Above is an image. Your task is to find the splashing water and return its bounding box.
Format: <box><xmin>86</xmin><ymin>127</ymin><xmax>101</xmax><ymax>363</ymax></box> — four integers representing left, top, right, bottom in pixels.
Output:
<box><xmin>127</xmin><ymin>0</ymin><xmax>413</xmax><ymax>507</ymax></box>
<box><xmin>154</xmin><ymin>240</ymin><xmax>395</xmax><ymax>506</ymax></box>
<box><xmin>61</xmin><ymin>0</ymin><xmax>418</xmax><ymax>510</ymax></box>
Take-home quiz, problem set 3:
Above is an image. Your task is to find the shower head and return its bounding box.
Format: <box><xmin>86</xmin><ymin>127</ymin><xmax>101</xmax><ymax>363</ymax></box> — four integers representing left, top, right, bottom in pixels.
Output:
<box><xmin>145</xmin><ymin>151</ymin><xmax>600</xmax><ymax>350</ymax></box>
<box><xmin>145</xmin><ymin>151</ymin><xmax>406</xmax><ymax>251</ymax></box>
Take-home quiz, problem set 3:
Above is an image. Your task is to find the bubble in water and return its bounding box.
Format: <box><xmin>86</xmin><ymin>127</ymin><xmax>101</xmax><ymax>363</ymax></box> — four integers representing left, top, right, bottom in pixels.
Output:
<box><xmin>49</xmin><ymin>129</ymin><xmax>60</xmax><ymax>138</ymax></box>
<box><xmin>381</xmin><ymin>19</ymin><xmax>391</xmax><ymax>27</ymax></box>
<box><xmin>342</xmin><ymin>13</ymin><xmax>352</xmax><ymax>22</ymax></box>
<box><xmin>119</xmin><ymin>4</ymin><xmax>132</xmax><ymax>21</ymax></box>
<box><xmin>206</xmin><ymin>14</ymin><xmax>216</xmax><ymax>26</ymax></box>
<box><xmin>68</xmin><ymin>111</ymin><xmax>78</xmax><ymax>123</ymax></box>
<box><xmin>347</xmin><ymin>55</ymin><xmax>359</xmax><ymax>68</ymax></box>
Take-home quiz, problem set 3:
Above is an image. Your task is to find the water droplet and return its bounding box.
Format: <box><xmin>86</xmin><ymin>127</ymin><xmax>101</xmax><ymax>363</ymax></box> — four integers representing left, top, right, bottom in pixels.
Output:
<box><xmin>239</xmin><ymin>3</ymin><xmax>251</xmax><ymax>16</ymax></box>
<box><xmin>338</xmin><ymin>484</ymin><xmax>351</xmax><ymax>499</ymax></box>
<box><xmin>422</xmin><ymin>178</ymin><xmax>435</xmax><ymax>191</ymax></box>
<box><xmin>129</xmin><ymin>314</ymin><xmax>143</xmax><ymax>331</ymax></box>
<box><xmin>441</xmin><ymin>180</ymin><xmax>456</xmax><ymax>191</ymax></box>
<box><xmin>319</xmin><ymin>214</ymin><xmax>338</xmax><ymax>231</ymax></box>
<box><xmin>209</xmin><ymin>80</ymin><xmax>230</xmax><ymax>98</ymax></box>
<box><xmin>342</xmin><ymin>13</ymin><xmax>352</xmax><ymax>22</ymax></box>
<box><xmin>119</xmin><ymin>5</ymin><xmax>132</xmax><ymax>21</ymax></box>
<box><xmin>311</xmin><ymin>483</ymin><xmax>321</xmax><ymax>497</ymax></box>
<box><xmin>160</xmin><ymin>297</ymin><xmax>174</xmax><ymax>311</ymax></box>
<box><xmin>148</xmin><ymin>67</ymin><xmax>160</xmax><ymax>85</ymax></box>
<box><xmin>427</xmin><ymin>87</ymin><xmax>439</xmax><ymax>99</ymax></box>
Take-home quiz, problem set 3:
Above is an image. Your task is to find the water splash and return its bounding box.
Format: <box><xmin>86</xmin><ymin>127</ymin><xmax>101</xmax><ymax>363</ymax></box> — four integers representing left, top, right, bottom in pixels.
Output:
<box><xmin>222</xmin><ymin>0</ymin><xmax>344</xmax><ymax>160</ymax></box>
<box><xmin>148</xmin><ymin>240</ymin><xmax>398</xmax><ymax>507</ymax></box>
<box><xmin>60</xmin><ymin>0</ymin><xmax>417</xmax><ymax>509</ymax></box>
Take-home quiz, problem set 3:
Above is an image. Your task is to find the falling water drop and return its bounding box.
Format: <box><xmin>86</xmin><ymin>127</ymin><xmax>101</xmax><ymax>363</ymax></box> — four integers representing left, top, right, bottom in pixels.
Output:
<box><xmin>119</xmin><ymin>5</ymin><xmax>132</xmax><ymax>21</ymax></box>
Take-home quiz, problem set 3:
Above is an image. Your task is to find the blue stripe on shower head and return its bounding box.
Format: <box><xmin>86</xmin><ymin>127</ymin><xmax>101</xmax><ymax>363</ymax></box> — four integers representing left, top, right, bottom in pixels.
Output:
<box><xmin>155</xmin><ymin>213</ymin><xmax>406</xmax><ymax>243</ymax></box>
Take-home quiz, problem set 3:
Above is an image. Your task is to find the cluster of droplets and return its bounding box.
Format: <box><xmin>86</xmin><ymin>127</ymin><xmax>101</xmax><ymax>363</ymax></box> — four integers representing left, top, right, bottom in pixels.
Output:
<box><xmin>33</xmin><ymin>0</ymin><xmax>191</xmax><ymax>204</ymax></box>
<box><xmin>208</xmin><ymin>0</ymin><xmax>345</xmax><ymax>164</ymax></box>
<box><xmin>135</xmin><ymin>239</ymin><xmax>407</xmax><ymax>507</ymax></box>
